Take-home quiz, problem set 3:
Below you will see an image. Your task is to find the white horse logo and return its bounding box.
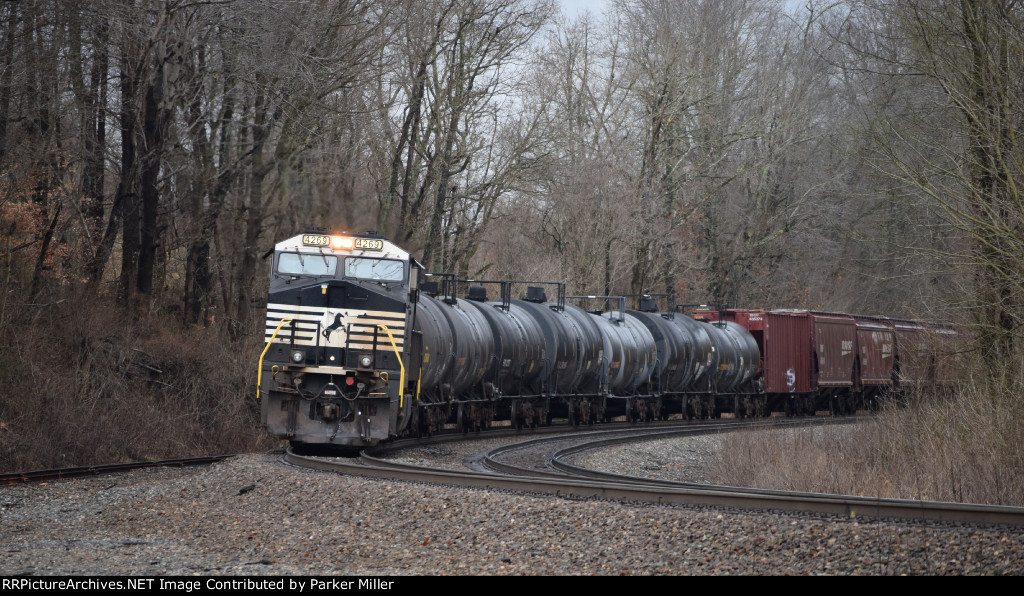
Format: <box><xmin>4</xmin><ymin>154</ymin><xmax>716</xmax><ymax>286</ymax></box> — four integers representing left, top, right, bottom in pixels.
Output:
<box><xmin>320</xmin><ymin>310</ymin><xmax>348</xmax><ymax>343</ymax></box>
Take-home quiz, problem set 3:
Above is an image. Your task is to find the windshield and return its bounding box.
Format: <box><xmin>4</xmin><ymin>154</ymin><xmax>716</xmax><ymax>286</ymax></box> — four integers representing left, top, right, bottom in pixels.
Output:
<box><xmin>277</xmin><ymin>252</ymin><xmax>337</xmax><ymax>276</ymax></box>
<box><xmin>345</xmin><ymin>257</ymin><xmax>405</xmax><ymax>281</ymax></box>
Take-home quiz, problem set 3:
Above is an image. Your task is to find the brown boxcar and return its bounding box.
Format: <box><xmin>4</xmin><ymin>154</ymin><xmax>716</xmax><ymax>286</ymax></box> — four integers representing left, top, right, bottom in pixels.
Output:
<box><xmin>892</xmin><ymin>319</ymin><xmax>929</xmax><ymax>388</ymax></box>
<box><xmin>696</xmin><ymin>308</ymin><xmax>816</xmax><ymax>415</ymax></box>
<box><xmin>931</xmin><ymin>323</ymin><xmax>963</xmax><ymax>386</ymax></box>
<box><xmin>692</xmin><ymin>307</ymin><xmax>963</xmax><ymax>415</ymax></box>
<box><xmin>853</xmin><ymin>316</ymin><xmax>896</xmax><ymax>406</ymax></box>
<box><xmin>810</xmin><ymin>312</ymin><xmax>857</xmax><ymax>387</ymax></box>
<box><xmin>809</xmin><ymin>312</ymin><xmax>858</xmax><ymax>413</ymax></box>
<box><xmin>756</xmin><ymin>311</ymin><xmax>813</xmax><ymax>395</ymax></box>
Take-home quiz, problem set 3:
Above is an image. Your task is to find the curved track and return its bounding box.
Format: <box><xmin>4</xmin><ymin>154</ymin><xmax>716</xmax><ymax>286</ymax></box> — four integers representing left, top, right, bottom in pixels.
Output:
<box><xmin>284</xmin><ymin>417</ymin><xmax>1024</xmax><ymax>527</ymax></box>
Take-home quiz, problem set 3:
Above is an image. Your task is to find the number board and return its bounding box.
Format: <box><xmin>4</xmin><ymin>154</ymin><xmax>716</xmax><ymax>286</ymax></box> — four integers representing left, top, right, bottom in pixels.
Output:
<box><xmin>354</xmin><ymin>238</ymin><xmax>384</xmax><ymax>251</ymax></box>
<box><xmin>302</xmin><ymin>234</ymin><xmax>330</xmax><ymax>246</ymax></box>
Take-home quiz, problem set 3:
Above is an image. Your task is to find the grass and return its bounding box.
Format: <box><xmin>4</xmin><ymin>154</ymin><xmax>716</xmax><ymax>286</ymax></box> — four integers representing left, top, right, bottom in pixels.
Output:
<box><xmin>0</xmin><ymin>286</ymin><xmax>276</xmax><ymax>473</ymax></box>
<box><xmin>708</xmin><ymin>376</ymin><xmax>1024</xmax><ymax>506</ymax></box>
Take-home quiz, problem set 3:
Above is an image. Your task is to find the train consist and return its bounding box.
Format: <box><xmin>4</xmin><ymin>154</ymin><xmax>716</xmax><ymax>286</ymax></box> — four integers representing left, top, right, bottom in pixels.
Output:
<box><xmin>257</xmin><ymin>231</ymin><xmax>959</xmax><ymax>447</ymax></box>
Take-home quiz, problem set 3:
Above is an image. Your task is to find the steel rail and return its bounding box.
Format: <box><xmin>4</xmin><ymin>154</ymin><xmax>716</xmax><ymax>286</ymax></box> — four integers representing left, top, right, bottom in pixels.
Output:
<box><xmin>0</xmin><ymin>455</ymin><xmax>232</xmax><ymax>486</ymax></box>
<box><xmin>284</xmin><ymin>420</ymin><xmax>1024</xmax><ymax>527</ymax></box>
<box><xmin>481</xmin><ymin>418</ymin><xmax>836</xmax><ymax>479</ymax></box>
<box><xmin>546</xmin><ymin>418</ymin><xmax>860</xmax><ymax>485</ymax></box>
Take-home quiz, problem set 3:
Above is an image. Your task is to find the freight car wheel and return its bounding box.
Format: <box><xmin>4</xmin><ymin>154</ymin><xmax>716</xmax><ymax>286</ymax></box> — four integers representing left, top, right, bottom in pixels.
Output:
<box><xmin>457</xmin><ymin>403</ymin><xmax>467</xmax><ymax>434</ymax></box>
<box><xmin>412</xmin><ymin>406</ymin><xmax>423</xmax><ymax>438</ymax></box>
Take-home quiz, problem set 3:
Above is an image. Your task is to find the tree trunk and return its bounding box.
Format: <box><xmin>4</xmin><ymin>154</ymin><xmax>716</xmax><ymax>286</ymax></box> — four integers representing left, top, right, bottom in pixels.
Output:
<box><xmin>117</xmin><ymin>48</ymin><xmax>140</xmax><ymax>305</ymax></box>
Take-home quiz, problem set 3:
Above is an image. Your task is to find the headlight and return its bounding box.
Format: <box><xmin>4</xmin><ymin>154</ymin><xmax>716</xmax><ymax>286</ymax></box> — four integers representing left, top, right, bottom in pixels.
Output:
<box><xmin>359</xmin><ymin>355</ymin><xmax>373</xmax><ymax>368</ymax></box>
<box><xmin>291</xmin><ymin>350</ymin><xmax>305</xmax><ymax>364</ymax></box>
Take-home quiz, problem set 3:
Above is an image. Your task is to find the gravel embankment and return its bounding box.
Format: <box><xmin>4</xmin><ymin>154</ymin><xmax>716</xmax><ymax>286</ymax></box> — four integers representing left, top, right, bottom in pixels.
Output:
<box><xmin>3</xmin><ymin>447</ymin><xmax>1023</xmax><ymax>575</ymax></box>
<box><xmin>566</xmin><ymin>435</ymin><xmax>724</xmax><ymax>483</ymax></box>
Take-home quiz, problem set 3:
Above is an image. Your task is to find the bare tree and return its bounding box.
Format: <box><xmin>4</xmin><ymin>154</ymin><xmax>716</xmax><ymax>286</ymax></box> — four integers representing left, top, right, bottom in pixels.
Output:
<box><xmin>614</xmin><ymin>0</ymin><xmax>835</xmax><ymax>305</ymax></box>
<box><xmin>501</xmin><ymin>10</ymin><xmax>639</xmax><ymax>293</ymax></box>
<box><xmin>827</xmin><ymin>0</ymin><xmax>1024</xmax><ymax>363</ymax></box>
<box><xmin>370</xmin><ymin>0</ymin><xmax>553</xmax><ymax>272</ymax></box>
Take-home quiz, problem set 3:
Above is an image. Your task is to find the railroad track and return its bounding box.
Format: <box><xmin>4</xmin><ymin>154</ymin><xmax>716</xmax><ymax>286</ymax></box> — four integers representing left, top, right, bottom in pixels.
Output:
<box><xmin>0</xmin><ymin>455</ymin><xmax>232</xmax><ymax>485</ymax></box>
<box><xmin>284</xmin><ymin>417</ymin><xmax>1024</xmax><ymax>527</ymax></box>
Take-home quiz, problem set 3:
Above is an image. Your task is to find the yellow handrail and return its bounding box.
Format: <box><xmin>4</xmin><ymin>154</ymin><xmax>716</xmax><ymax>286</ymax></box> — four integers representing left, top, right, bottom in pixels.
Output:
<box><xmin>376</xmin><ymin>324</ymin><xmax>406</xmax><ymax>408</ymax></box>
<box><xmin>256</xmin><ymin>318</ymin><xmax>293</xmax><ymax>400</ymax></box>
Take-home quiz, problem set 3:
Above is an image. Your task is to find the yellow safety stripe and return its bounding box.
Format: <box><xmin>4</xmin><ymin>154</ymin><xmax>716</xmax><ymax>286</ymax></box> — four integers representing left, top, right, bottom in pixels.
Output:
<box><xmin>257</xmin><ymin>318</ymin><xmax>294</xmax><ymax>400</ymax></box>
<box><xmin>376</xmin><ymin>324</ymin><xmax>406</xmax><ymax>408</ymax></box>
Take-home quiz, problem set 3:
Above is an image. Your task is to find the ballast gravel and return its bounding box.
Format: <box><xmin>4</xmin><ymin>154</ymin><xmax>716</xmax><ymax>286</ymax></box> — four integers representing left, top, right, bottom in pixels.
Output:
<box><xmin>568</xmin><ymin>435</ymin><xmax>725</xmax><ymax>484</ymax></box>
<box><xmin>2</xmin><ymin>449</ymin><xmax>1023</xmax><ymax>576</ymax></box>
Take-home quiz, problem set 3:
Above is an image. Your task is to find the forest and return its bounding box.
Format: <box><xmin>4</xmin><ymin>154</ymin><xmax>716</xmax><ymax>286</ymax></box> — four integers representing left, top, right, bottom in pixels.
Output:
<box><xmin>1</xmin><ymin>0</ymin><xmax>1022</xmax><ymax>501</ymax></box>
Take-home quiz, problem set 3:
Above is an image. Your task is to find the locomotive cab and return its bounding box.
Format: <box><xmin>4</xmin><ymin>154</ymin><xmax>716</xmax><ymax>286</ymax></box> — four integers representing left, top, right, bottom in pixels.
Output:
<box><xmin>257</xmin><ymin>232</ymin><xmax>417</xmax><ymax>447</ymax></box>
